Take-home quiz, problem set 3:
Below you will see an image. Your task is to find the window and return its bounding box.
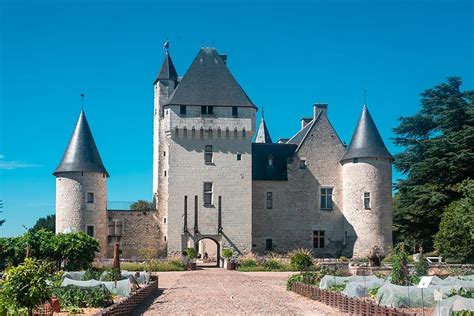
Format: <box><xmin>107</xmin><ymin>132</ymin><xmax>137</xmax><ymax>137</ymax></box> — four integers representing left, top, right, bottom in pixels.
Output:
<box><xmin>180</xmin><ymin>105</ymin><xmax>187</xmax><ymax>115</ymax></box>
<box><xmin>86</xmin><ymin>225</ymin><xmax>94</xmax><ymax>237</ymax></box>
<box><xmin>364</xmin><ymin>192</ymin><xmax>371</xmax><ymax>209</ymax></box>
<box><xmin>313</xmin><ymin>230</ymin><xmax>325</xmax><ymax>248</ymax></box>
<box><xmin>266</xmin><ymin>192</ymin><xmax>273</xmax><ymax>209</ymax></box>
<box><xmin>320</xmin><ymin>188</ymin><xmax>333</xmax><ymax>210</ymax></box>
<box><xmin>164</xmin><ymin>217</ymin><xmax>167</xmax><ymax>223</ymax></box>
<box><xmin>353</xmin><ymin>158</ymin><xmax>359</xmax><ymax>163</ymax></box>
<box><xmin>236</xmin><ymin>153</ymin><xmax>242</xmax><ymax>161</ymax></box>
<box><xmin>268</xmin><ymin>155</ymin><xmax>273</xmax><ymax>167</ymax></box>
<box><xmin>164</xmin><ymin>170</ymin><xmax>167</xmax><ymax>176</ymax></box>
<box><xmin>266</xmin><ymin>239</ymin><xmax>273</xmax><ymax>251</ymax></box>
<box><xmin>86</xmin><ymin>192</ymin><xmax>94</xmax><ymax>204</ymax></box>
<box><xmin>225</xmin><ymin>129</ymin><xmax>230</xmax><ymax>139</ymax></box>
<box><xmin>242</xmin><ymin>129</ymin><xmax>246</xmax><ymax>139</ymax></box>
<box><xmin>204</xmin><ymin>145</ymin><xmax>213</xmax><ymax>164</ymax></box>
<box><xmin>232</xmin><ymin>106</ymin><xmax>238</xmax><ymax>116</ymax></box>
<box><xmin>163</xmin><ymin>151</ymin><xmax>166</xmax><ymax>157</ymax></box>
<box><xmin>204</xmin><ymin>182</ymin><xmax>213</xmax><ymax>205</ymax></box>
<box><xmin>201</xmin><ymin>106</ymin><xmax>214</xmax><ymax>115</ymax></box>
<box><xmin>300</xmin><ymin>159</ymin><xmax>306</xmax><ymax>169</ymax></box>
<box><xmin>183</xmin><ymin>128</ymin><xmax>187</xmax><ymax>138</ymax></box>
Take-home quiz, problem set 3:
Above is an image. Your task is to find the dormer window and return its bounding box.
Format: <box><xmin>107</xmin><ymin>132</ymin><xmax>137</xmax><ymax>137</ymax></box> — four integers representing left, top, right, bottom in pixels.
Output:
<box><xmin>232</xmin><ymin>106</ymin><xmax>238</xmax><ymax>116</ymax></box>
<box><xmin>180</xmin><ymin>105</ymin><xmax>187</xmax><ymax>115</ymax></box>
<box><xmin>201</xmin><ymin>106</ymin><xmax>214</xmax><ymax>115</ymax></box>
<box><xmin>268</xmin><ymin>155</ymin><xmax>273</xmax><ymax>167</ymax></box>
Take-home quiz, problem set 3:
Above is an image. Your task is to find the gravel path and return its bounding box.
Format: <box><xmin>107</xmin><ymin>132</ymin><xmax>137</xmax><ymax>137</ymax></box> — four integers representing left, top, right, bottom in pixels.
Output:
<box><xmin>137</xmin><ymin>268</ymin><xmax>343</xmax><ymax>315</ymax></box>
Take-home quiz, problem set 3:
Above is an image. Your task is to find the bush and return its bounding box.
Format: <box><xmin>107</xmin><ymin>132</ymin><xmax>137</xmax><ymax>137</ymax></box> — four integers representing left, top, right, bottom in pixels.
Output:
<box><xmin>239</xmin><ymin>258</ymin><xmax>257</xmax><ymax>268</ymax></box>
<box><xmin>186</xmin><ymin>247</ymin><xmax>197</xmax><ymax>259</ymax></box>
<box><xmin>222</xmin><ymin>248</ymin><xmax>233</xmax><ymax>259</ymax></box>
<box><xmin>391</xmin><ymin>243</ymin><xmax>410</xmax><ymax>285</ymax></box>
<box><xmin>327</xmin><ymin>284</ymin><xmax>346</xmax><ymax>292</ymax></box>
<box><xmin>0</xmin><ymin>258</ymin><xmax>51</xmax><ymax>312</ymax></box>
<box><xmin>434</xmin><ymin>180</ymin><xmax>474</xmax><ymax>263</ymax></box>
<box><xmin>289</xmin><ymin>248</ymin><xmax>313</xmax><ymax>271</ymax></box>
<box><xmin>51</xmin><ymin>285</ymin><xmax>112</xmax><ymax>308</ymax></box>
<box><xmin>101</xmin><ymin>268</ymin><xmax>122</xmax><ymax>281</ymax></box>
<box><xmin>263</xmin><ymin>259</ymin><xmax>283</xmax><ymax>270</ymax></box>
<box><xmin>120</xmin><ymin>259</ymin><xmax>185</xmax><ymax>272</ymax></box>
<box><xmin>81</xmin><ymin>268</ymin><xmax>102</xmax><ymax>281</ymax></box>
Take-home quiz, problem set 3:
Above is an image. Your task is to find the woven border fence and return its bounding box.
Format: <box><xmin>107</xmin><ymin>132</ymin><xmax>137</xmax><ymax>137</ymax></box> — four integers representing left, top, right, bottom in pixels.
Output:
<box><xmin>96</xmin><ymin>276</ymin><xmax>158</xmax><ymax>315</ymax></box>
<box><xmin>291</xmin><ymin>282</ymin><xmax>416</xmax><ymax>316</ymax></box>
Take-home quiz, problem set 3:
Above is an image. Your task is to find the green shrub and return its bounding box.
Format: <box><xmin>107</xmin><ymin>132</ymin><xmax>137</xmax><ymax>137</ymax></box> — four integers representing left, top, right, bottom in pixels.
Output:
<box><xmin>101</xmin><ymin>268</ymin><xmax>122</xmax><ymax>281</ymax></box>
<box><xmin>368</xmin><ymin>286</ymin><xmax>380</xmax><ymax>300</ymax></box>
<box><xmin>120</xmin><ymin>259</ymin><xmax>185</xmax><ymax>272</ymax></box>
<box><xmin>0</xmin><ymin>258</ymin><xmax>51</xmax><ymax>312</ymax></box>
<box><xmin>82</xmin><ymin>268</ymin><xmax>102</xmax><ymax>281</ymax></box>
<box><xmin>434</xmin><ymin>180</ymin><xmax>474</xmax><ymax>264</ymax></box>
<box><xmin>289</xmin><ymin>248</ymin><xmax>313</xmax><ymax>271</ymax></box>
<box><xmin>327</xmin><ymin>284</ymin><xmax>346</xmax><ymax>292</ymax></box>
<box><xmin>51</xmin><ymin>285</ymin><xmax>112</xmax><ymax>308</ymax></box>
<box><xmin>286</xmin><ymin>271</ymin><xmax>321</xmax><ymax>290</ymax></box>
<box><xmin>448</xmin><ymin>288</ymin><xmax>474</xmax><ymax>299</ymax></box>
<box><xmin>391</xmin><ymin>243</ymin><xmax>410</xmax><ymax>285</ymax></box>
<box><xmin>186</xmin><ymin>247</ymin><xmax>197</xmax><ymax>259</ymax></box>
<box><xmin>222</xmin><ymin>248</ymin><xmax>233</xmax><ymax>259</ymax></box>
<box><xmin>263</xmin><ymin>259</ymin><xmax>283</xmax><ymax>270</ymax></box>
<box><xmin>451</xmin><ymin>311</ymin><xmax>474</xmax><ymax>316</ymax></box>
<box><xmin>239</xmin><ymin>258</ymin><xmax>257</xmax><ymax>268</ymax></box>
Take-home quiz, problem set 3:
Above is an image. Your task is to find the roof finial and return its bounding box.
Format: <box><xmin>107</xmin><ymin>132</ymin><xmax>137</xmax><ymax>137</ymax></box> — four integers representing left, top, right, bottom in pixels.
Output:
<box><xmin>80</xmin><ymin>93</ymin><xmax>85</xmax><ymax>111</ymax></box>
<box><xmin>163</xmin><ymin>39</ymin><xmax>170</xmax><ymax>53</ymax></box>
<box><xmin>363</xmin><ymin>89</ymin><xmax>367</xmax><ymax>105</ymax></box>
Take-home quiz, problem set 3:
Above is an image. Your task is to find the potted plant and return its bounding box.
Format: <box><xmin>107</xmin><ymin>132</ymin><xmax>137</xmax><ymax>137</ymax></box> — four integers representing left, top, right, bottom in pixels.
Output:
<box><xmin>186</xmin><ymin>247</ymin><xmax>197</xmax><ymax>270</ymax></box>
<box><xmin>222</xmin><ymin>248</ymin><xmax>235</xmax><ymax>270</ymax></box>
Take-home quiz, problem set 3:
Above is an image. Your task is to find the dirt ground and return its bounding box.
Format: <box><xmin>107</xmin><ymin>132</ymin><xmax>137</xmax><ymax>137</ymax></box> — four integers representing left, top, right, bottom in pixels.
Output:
<box><xmin>134</xmin><ymin>268</ymin><xmax>343</xmax><ymax>315</ymax></box>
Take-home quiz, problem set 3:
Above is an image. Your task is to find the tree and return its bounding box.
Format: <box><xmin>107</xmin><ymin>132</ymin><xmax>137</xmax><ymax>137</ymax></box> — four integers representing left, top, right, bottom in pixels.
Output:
<box><xmin>392</xmin><ymin>77</ymin><xmax>474</xmax><ymax>250</ymax></box>
<box><xmin>30</xmin><ymin>214</ymin><xmax>55</xmax><ymax>233</ymax></box>
<box><xmin>130</xmin><ymin>200</ymin><xmax>154</xmax><ymax>211</ymax></box>
<box><xmin>0</xmin><ymin>200</ymin><xmax>5</xmax><ymax>227</ymax></box>
<box><xmin>434</xmin><ymin>180</ymin><xmax>474</xmax><ymax>263</ymax></box>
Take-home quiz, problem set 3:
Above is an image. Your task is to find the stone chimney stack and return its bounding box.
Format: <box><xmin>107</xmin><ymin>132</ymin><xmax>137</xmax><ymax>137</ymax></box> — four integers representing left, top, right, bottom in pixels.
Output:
<box><xmin>314</xmin><ymin>103</ymin><xmax>328</xmax><ymax>119</ymax></box>
<box><xmin>300</xmin><ymin>117</ymin><xmax>312</xmax><ymax>129</ymax></box>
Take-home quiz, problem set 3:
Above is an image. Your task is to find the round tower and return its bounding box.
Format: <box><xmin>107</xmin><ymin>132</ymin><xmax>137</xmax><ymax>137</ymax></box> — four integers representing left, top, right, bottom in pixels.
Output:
<box><xmin>53</xmin><ymin>110</ymin><xmax>109</xmax><ymax>256</ymax></box>
<box><xmin>341</xmin><ymin>105</ymin><xmax>393</xmax><ymax>258</ymax></box>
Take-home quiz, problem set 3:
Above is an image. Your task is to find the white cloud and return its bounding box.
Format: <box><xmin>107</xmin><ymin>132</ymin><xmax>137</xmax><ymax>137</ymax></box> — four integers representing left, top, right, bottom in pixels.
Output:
<box><xmin>0</xmin><ymin>154</ymin><xmax>41</xmax><ymax>170</ymax></box>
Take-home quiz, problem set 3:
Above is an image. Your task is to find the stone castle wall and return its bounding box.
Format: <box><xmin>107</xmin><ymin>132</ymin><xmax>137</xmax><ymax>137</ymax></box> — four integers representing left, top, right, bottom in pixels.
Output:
<box><xmin>342</xmin><ymin>157</ymin><xmax>393</xmax><ymax>258</ymax></box>
<box><xmin>55</xmin><ymin>171</ymin><xmax>107</xmax><ymax>257</ymax></box>
<box><xmin>106</xmin><ymin>211</ymin><xmax>161</xmax><ymax>259</ymax></box>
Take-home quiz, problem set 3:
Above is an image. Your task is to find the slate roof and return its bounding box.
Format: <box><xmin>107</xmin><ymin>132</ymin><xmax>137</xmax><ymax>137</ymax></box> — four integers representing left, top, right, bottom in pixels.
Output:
<box><xmin>341</xmin><ymin>105</ymin><xmax>392</xmax><ymax>161</ymax></box>
<box><xmin>154</xmin><ymin>52</ymin><xmax>178</xmax><ymax>84</ymax></box>
<box><xmin>255</xmin><ymin>116</ymin><xmax>273</xmax><ymax>143</ymax></box>
<box><xmin>252</xmin><ymin>143</ymin><xmax>297</xmax><ymax>181</ymax></box>
<box><xmin>287</xmin><ymin>119</ymin><xmax>315</xmax><ymax>145</ymax></box>
<box><xmin>53</xmin><ymin>110</ymin><xmax>109</xmax><ymax>177</ymax></box>
<box><xmin>165</xmin><ymin>48</ymin><xmax>256</xmax><ymax>107</ymax></box>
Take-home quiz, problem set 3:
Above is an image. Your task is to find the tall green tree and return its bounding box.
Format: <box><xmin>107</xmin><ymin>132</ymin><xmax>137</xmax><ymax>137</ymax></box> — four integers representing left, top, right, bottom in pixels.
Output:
<box><xmin>393</xmin><ymin>77</ymin><xmax>474</xmax><ymax>250</ymax></box>
<box><xmin>130</xmin><ymin>200</ymin><xmax>154</xmax><ymax>211</ymax></box>
<box><xmin>29</xmin><ymin>214</ymin><xmax>55</xmax><ymax>233</ymax></box>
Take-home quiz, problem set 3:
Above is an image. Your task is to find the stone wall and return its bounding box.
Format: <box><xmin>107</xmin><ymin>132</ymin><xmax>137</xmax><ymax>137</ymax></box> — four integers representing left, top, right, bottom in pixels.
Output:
<box><xmin>106</xmin><ymin>210</ymin><xmax>162</xmax><ymax>259</ymax></box>
<box><xmin>341</xmin><ymin>157</ymin><xmax>393</xmax><ymax>258</ymax></box>
<box><xmin>252</xmin><ymin>111</ymin><xmax>353</xmax><ymax>257</ymax></box>
<box><xmin>55</xmin><ymin>171</ymin><xmax>107</xmax><ymax>257</ymax></box>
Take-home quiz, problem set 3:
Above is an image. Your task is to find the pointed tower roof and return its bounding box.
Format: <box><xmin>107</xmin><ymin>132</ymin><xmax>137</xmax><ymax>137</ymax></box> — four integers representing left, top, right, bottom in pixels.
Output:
<box><xmin>341</xmin><ymin>105</ymin><xmax>392</xmax><ymax>162</ymax></box>
<box><xmin>166</xmin><ymin>48</ymin><xmax>256</xmax><ymax>107</ymax></box>
<box><xmin>154</xmin><ymin>52</ymin><xmax>178</xmax><ymax>84</ymax></box>
<box><xmin>255</xmin><ymin>112</ymin><xmax>273</xmax><ymax>143</ymax></box>
<box><xmin>53</xmin><ymin>111</ymin><xmax>109</xmax><ymax>177</ymax></box>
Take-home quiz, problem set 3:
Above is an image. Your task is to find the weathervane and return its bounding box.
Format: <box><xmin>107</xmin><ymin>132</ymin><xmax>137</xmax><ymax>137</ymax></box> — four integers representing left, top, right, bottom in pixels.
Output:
<box><xmin>163</xmin><ymin>39</ymin><xmax>170</xmax><ymax>53</ymax></box>
<box><xmin>80</xmin><ymin>93</ymin><xmax>85</xmax><ymax>110</ymax></box>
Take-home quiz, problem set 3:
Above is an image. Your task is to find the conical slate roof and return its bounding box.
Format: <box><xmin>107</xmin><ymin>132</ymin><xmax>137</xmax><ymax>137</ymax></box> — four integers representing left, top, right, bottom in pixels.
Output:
<box><xmin>166</xmin><ymin>48</ymin><xmax>256</xmax><ymax>107</ymax></box>
<box><xmin>53</xmin><ymin>111</ymin><xmax>109</xmax><ymax>177</ymax></box>
<box><xmin>255</xmin><ymin>115</ymin><xmax>273</xmax><ymax>143</ymax></box>
<box><xmin>154</xmin><ymin>52</ymin><xmax>178</xmax><ymax>84</ymax></box>
<box><xmin>341</xmin><ymin>105</ymin><xmax>392</xmax><ymax>161</ymax></box>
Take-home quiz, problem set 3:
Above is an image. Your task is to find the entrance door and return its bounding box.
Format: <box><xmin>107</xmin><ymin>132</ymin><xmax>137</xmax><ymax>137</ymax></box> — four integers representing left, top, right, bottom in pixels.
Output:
<box><xmin>196</xmin><ymin>238</ymin><xmax>220</xmax><ymax>267</ymax></box>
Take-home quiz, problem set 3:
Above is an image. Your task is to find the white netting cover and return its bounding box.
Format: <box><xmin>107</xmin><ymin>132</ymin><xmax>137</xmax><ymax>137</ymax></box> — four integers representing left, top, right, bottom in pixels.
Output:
<box><xmin>319</xmin><ymin>275</ymin><xmax>382</xmax><ymax>290</ymax></box>
<box><xmin>62</xmin><ymin>271</ymin><xmax>86</xmax><ymax>280</ymax></box>
<box><xmin>342</xmin><ymin>278</ymin><xmax>387</xmax><ymax>297</ymax></box>
<box><xmin>61</xmin><ymin>277</ymin><xmax>131</xmax><ymax>296</ymax></box>
<box><xmin>376</xmin><ymin>283</ymin><xmax>463</xmax><ymax>308</ymax></box>
<box><xmin>430</xmin><ymin>276</ymin><xmax>474</xmax><ymax>289</ymax></box>
<box><xmin>100</xmin><ymin>270</ymin><xmax>150</xmax><ymax>284</ymax></box>
<box><xmin>433</xmin><ymin>295</ymin><xmax>474</xmax><ymax>316</ymax></box>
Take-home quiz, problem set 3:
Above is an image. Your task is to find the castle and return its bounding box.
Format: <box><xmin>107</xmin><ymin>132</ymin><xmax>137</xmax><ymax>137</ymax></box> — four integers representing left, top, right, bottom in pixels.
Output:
<box><xmin>54</xmin><ymin>47</ymin><xmax>393</xmax><ymax>261</ymax></box>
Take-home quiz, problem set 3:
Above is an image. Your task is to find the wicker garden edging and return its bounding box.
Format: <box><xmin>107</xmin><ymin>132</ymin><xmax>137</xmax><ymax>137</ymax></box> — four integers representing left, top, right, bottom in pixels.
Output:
<box><xmin>95</xmin><ymin>277</ymin><xmax>158</xmax><ymax>316</ymax></box>
<box><xmin>291</xmin><ymin>282</ymin><xmax>416</xmax><ymax>316</ymax></box>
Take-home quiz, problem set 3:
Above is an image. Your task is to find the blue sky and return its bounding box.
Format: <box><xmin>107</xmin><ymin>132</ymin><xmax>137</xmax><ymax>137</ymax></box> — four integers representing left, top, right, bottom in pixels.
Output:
<box><xmin>1</xmin><ymin>0</ymin><xmax>472</xmax><ymax>237</ymax></box>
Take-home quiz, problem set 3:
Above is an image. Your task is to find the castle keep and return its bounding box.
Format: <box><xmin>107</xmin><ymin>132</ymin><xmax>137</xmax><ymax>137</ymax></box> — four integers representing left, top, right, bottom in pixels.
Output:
<box><xmin>54</xmin><ymin>47</ymin><xmax>393</xmax><ymax>260</ymax></box>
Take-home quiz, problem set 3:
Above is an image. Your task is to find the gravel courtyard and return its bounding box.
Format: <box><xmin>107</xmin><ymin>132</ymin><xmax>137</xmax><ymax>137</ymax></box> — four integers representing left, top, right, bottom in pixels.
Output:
<box><xmin>135</xmin><ymin>268</ymin><xmax>342</xmax><ymax>315</ymax></box>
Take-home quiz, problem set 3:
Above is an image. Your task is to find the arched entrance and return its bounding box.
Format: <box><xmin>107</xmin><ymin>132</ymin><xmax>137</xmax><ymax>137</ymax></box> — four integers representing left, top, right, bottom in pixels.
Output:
<box><xmin>196</xmin><ymin>237</ymin><xmax>220</xmax><ymax>268</ymax></box>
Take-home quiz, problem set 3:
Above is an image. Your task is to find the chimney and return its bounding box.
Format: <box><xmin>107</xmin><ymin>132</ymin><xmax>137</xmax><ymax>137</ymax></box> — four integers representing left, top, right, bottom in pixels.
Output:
<box><xmin>300</xmin><ymin>117</ymin><xmax>312</xmax><ymax>129</ymax></box>
<box><xmin>219</xmin><ymin>54</ymin><xmax>228</xmax><ymax>64</ymax></box>
<box><xmin>314</xmin><ymin>103</ymin><xmax>328</xmax><ymax>119</ymax></box>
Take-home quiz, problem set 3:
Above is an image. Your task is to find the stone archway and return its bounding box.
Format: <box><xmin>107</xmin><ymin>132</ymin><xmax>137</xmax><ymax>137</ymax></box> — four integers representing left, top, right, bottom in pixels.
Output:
<box><xmin>196</xmin><ymin>237</ymin><xmax>220</xmax><ymax>267</ymax></box>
